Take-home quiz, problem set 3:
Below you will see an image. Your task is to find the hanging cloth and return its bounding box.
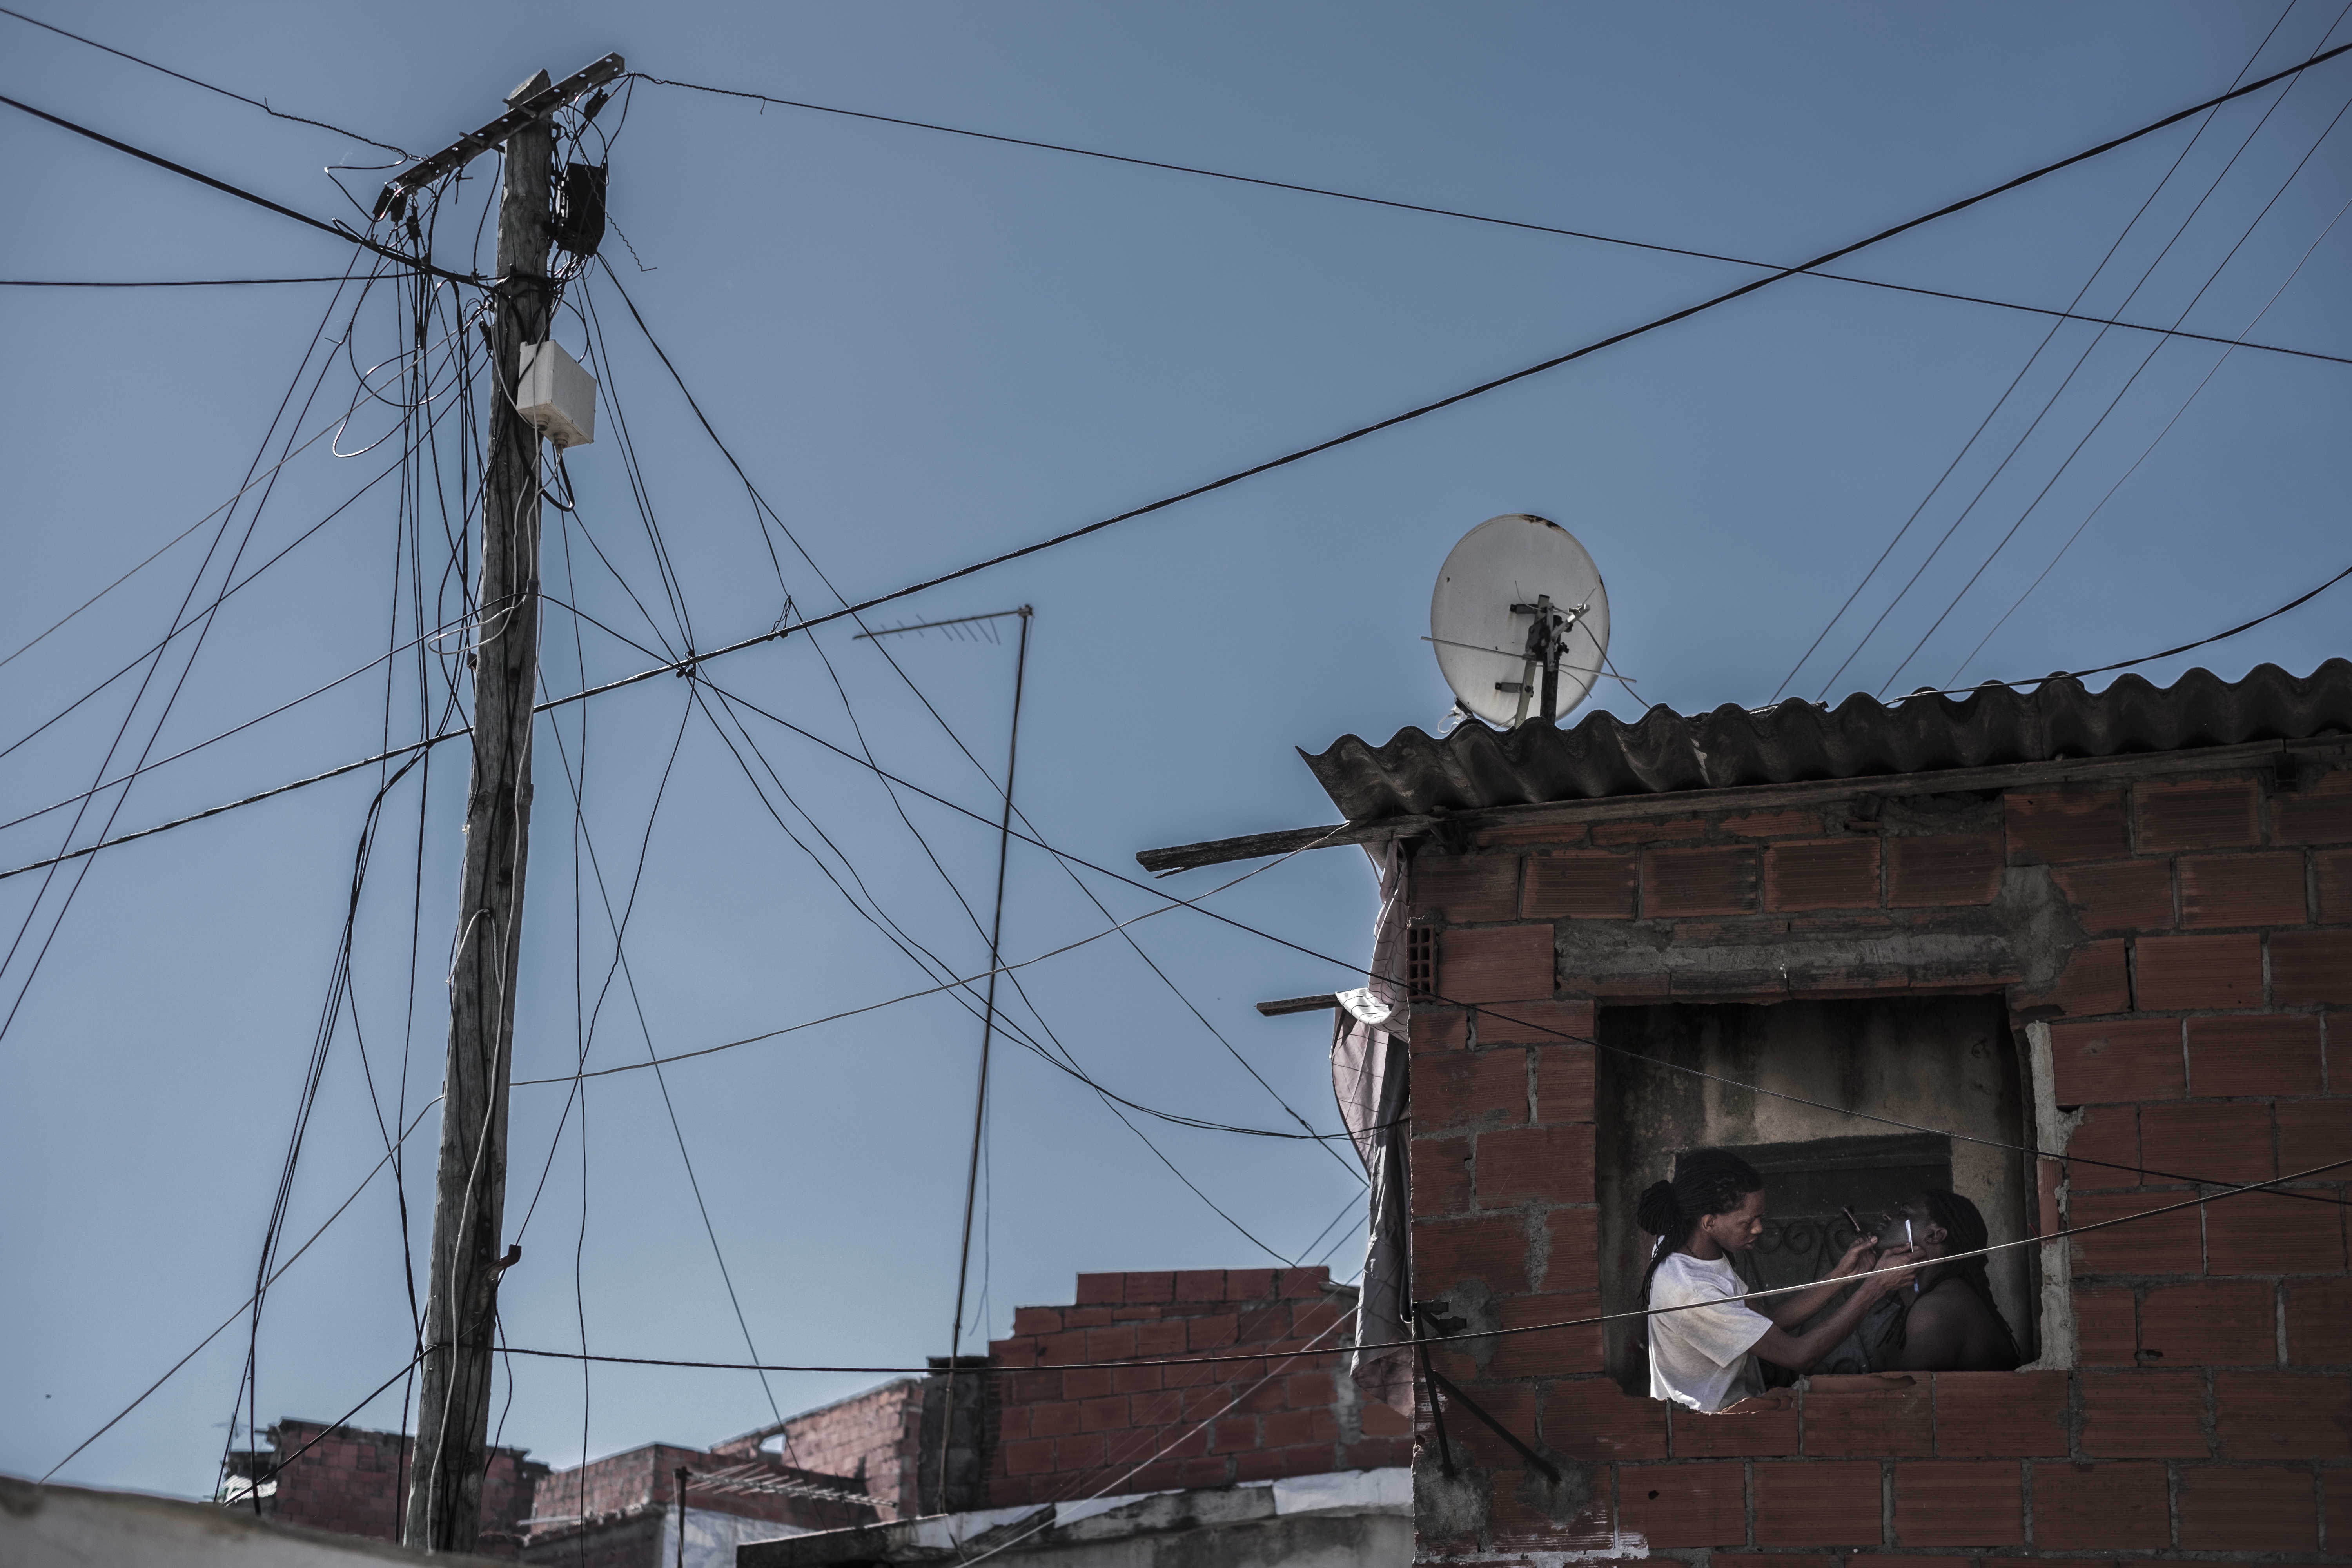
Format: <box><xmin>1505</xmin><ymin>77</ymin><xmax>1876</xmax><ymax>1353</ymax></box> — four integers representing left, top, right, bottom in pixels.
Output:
<box><xmin>1333</xmin><ymin>842</ymin><xmax>1414</xmax><ymax>1418</ymax></box>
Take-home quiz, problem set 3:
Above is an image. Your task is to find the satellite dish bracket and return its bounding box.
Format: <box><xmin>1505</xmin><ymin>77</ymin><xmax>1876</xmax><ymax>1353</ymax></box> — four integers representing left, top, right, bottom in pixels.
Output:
<box><xmin>1496</xmin><ymin>594</ymin><xmax>1587</xmax><ymax>727</ymax></box>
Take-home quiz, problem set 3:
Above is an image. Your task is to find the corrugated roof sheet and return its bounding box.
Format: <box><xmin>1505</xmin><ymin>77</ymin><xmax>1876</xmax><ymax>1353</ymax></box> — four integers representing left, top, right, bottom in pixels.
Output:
<box><xmin>1301</xmin><ymin>661</ymin><xmax>2352</xmax><ymax>821</ymax></box>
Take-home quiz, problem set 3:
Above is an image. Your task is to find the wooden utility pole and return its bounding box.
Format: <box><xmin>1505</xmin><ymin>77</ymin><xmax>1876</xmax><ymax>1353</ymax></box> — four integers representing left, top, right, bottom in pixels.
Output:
<box><xmin>402</xmin><ymin>67</ymin><xmax>562</xmax><ymax>1555</ymax></box>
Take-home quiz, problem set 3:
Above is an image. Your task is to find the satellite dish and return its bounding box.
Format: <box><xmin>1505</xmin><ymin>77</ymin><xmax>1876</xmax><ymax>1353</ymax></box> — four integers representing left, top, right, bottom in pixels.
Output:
<box><xmin>1430</xmin><ymin>514</ymin><xmax>1612</xmax><ymax>730</ymax></box>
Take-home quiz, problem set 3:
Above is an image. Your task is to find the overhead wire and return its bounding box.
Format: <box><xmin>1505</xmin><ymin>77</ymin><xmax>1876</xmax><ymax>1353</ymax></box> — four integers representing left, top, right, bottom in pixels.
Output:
<box><xmin>586</xmin><ymin>283</ymin><xmax>1368</xmax><ymax>1187</ymax></box>
<box><xmin>1942</xmin><ymin>181</ymin><xmax>2352</xmax><ymax>686</ymax></box>
<box><xmin>1873</xmin><ymin>18</ymin><xmax>2352</xmax><ymax>696</ymax></box>
<box><xmin>487</xmin><ymin>1147</ymin><xmax>2352</xmax><ymax>1382</ymax></box>
<box><xmin>0</xmin><ymin>93</ymin><xmax>475</xmax><ymax>283</ymax></box>
<box><xmin>0</xmin><ymin>245</ymin><xmax>388</xmax><ymax>1054</ymax></box>
<box><xmin>572</xmin><ymin>277</ymin><xmax>1330</xmax><ymax>1265</ymax></box>
<box><xmin>513</xmin><ymin>663</ymin><xmax>2352</xmax><ymax>1209</ymax></box>
<box><xmin>570</xmin><ymin>296</ymin><xmax>1315</xmax><ymax>1269</ymax></box>
<box><xmin>0</xmin><ymin>275</ymin><xmax>357</xmax><ymax>286</ymax></box>
<box><xmin>631</xmin><ymin>72</ymin><xmax>2352</xmax><ymax>368</ymax></box>
<box><xmin>572</xmin><ymin>42</ymin><xmax>2352</xmax><ymax>712</ymax></box>
<box><xmin>0</xmin><ymin>4</ymin><xmax>412</xmax><ymax>154</ymax></box>
<box><xmin>1778</xmin><ymin>1</ymin><xmax>2322</xmax><ymax>704</ymax></box>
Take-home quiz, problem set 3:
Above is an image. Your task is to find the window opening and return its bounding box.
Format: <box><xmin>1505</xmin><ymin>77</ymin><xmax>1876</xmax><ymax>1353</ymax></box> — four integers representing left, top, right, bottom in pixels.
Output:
<box><xmin>1593</xmin><ymin>996</ymin><xmax>2034</xmax><ymax>1398</ymax></box>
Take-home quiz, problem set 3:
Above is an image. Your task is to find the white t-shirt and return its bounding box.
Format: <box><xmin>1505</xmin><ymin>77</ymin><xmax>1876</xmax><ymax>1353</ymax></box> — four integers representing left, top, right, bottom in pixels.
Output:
<box><xmin>1647</xmin><ymin>1252</ymin><xmax>1774</xmax><ymax>1413</ymax></box>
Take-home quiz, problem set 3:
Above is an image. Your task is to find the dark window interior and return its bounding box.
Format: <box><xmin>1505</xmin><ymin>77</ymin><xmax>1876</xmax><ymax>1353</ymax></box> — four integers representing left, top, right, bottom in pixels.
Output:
<box><xmin>1594</xmin><ymin>996</ymin><xmax>2034</xmax><ymax>1397</ymax></box>
<box><xmin>1719</xmin><ymin>1132</ymin><xmax>1953</xmax><ymax>1381</ymax></box>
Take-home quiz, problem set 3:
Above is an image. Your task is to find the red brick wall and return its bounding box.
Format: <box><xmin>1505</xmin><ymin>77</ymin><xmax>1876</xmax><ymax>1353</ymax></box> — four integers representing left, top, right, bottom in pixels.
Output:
<box><xmin>985</xmin><ymin>1267</ymin><xmax>1412</xmax><ymax>1507</ymax></box>
<box><xmin>529</xmin><ymin>1443</ymin><xmax>872</xmax><ymax>1539</ymax></box>
<box><xmin>756</xmin><ymin>1380</ymin><xmax>925</xmax><ymax>1521</ymax></box>
<box><xmin>262</xmin><ymin>1420</ymin><xmax>544</xmax><ymax>1558</ymax></box>
<box><xmin>1405</xmin><ymin>762</ymin><xmax>2352</xmax><ymax>1559</ymax></box>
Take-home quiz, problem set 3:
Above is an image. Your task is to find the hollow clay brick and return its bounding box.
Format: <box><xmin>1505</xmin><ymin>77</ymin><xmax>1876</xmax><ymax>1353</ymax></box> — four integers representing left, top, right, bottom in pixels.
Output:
<box><xmin>2138</xmin><ymin>1281</ymin><xmax>2277</xmax><ymax>1367</ymax></box>
<box><xmin>2054</xmin><ymin>856</ymin><xmax>2174</xmax><ymax>934</ymax></box>
<box><xmin>2178</xmin><ymin>853</ymin><xmax>2307</xmax><ymax>927</ymax></box>
<box><xmin>2139</xmin><ymin>777</ymin><xmax>2261</xmax><ymax>852</ymax></box>
<box><xmin>2049</xmin><ymin>1017</ymin><xmax>2182</xmax><ymax>1105</ymax></box>
<box><xmin>1617</xmin><ymin>1461</ymin><xmax>1746</xmax><ymax>1547</ymax></box>
<box><xmin>2007</xmin><ymin>790</ymin><xmax>2130</xmax><ymax>864</ymax></box>
<box><xmin>1541</xmin><ymin>1207</ymin><xmax>1599</xmax><ymax>1292</ymax></box>
<box><xmin>2028</xmin><ymin>1460</ymin><xmax>2170</xmax><ymax>1549</ymax></box>
<box><xmin>1889</xmin><ymin>833</ymin><xmax>2004</xmax><ymax>907</ymax></box>
<box><xmin>1893</xmin><ymin>1460</ymin><xmax>2023</xmax><ymax>1546</ymax></box>
<box><xmin>1414</xmin><ymin>1212</ymin><xmax>1530</xmax><ymax>1295</ymax></box>
<box><xmin>2277</xmin><ymin>1098</ymin><xmax>2352</xmax><ymax>1177</ymax></box>
<box><xmin>1532</xmin><ymin>1043</ymin><xmax>1595</xmax><ymax>1122</ymax></box>
<box><xmin>2177</xmin><ymin>1462</ymin><xmax>2319</xmax><ymax>1551</ymax></box>
<box><xmin>1476</xmin><ymin>1123</ymin><xmax>1594</xmax><ymax>1207</ymax></box>
<box><xmin>1754</xmin><ymin>1459</ymin><xmax>1885</xmax><ymax>1546</ymax></box>
<box><xmin>2134</xmin><ymin>933</ymin><xmax>2262</xmax><ymax>1011</ymax></box>
<box><xmin>2315</xmin><ymin>845</ymin><xmax>2352</xmax><ymax>921</ymax></box>
<box><xmin>2069</xmin><ymin>1191</ymin><xmax>2202</xmax><ymax>1275</ymax></box>
<box><xmin>1764</xmin><ymin>838</ymin><xmax>1881</xmax><ymax>911</ymax></box>
<box><xmin>1416</xmin><ymin>1048</ymin><xmax>1528</xmax><ymax>1133</ymax></box>
<box><xmin>1475</xmin><ymin>997</ymin><xmax>1593</xmax><ymax>1045</ymax></box>
<box><xmin>2045</xmin><ymin>938</ymin><xmax>2130</xmax><ymax>1016</ymax></box>
<box><xmin>1414</xmin><ymin>853</ymin><xmax>1523</xmax><ymax>924</ymax></box>
<box><xmin>2136</xmin><ymin>1101</ymin><xmax>2275</xmax><ymax>1186</ymax></box>
<box><xmin>1670</xmin><ymin>1394</ymin><xmax>1799</xmax><ymax>1457</ymax></box>
<box><xmin>1522</xmin><ymin>852</ymin><xmax>1638</xmax><ymax>920</ymax></box>
<box><xmin>2207</xmin><ymin>1189</ymin><xmax>2343</xmax><ymax>1274</ymax></box>
<box><xmin>1642</xmin><ymin>844</ymin><xmax>1760</xmax><ymax>916</ymax></box>
<box><xmin>1933</xmin><ymin>1370</ymin><xmax>2068</xmax><ymax>1456</ymax></box>
<box><xmin>2066</xmin><ymin>1104</ymin><xmax>2140</xmax><ymax>1185</ymax></box>
<box><xmin>1804</xmin><ymin>1373</ymin><xmax>1931</xmax><ymax>1457</ymax></box>
<box><xmin>2271</xmin><ymin>929</ymin><xmax>2352</xmax><ymax>1005</ymax></box>
<box><xmin>2274</xmin><ymin>768</ymin><xmax>2352</xmax><ymax>844</ymax></box>
<box><xmin>2217</xmin><ymin>1370</ymin><xmax>2352</xmax><ymax>1458</ymax></box>
<box><xmin>2187</xmin><ymin>1013</ymin><xmax>2323</xmax><ymax>1098</ymax></box>
<box><xmin>2285</xmin><ymin>1277</ymin><xmax>2352</xmax><ymax>1364</ymax></box>
<box><xmin>1414</xmin><ymin>1135</ymin><xmax>1472</xmax><ymax>1216</ymax></box>
<box><xmin>1438</xmin><ymin>925</ymin><xmax>1556</xmax><ymax>1004</ymax></box>
<box><xmin>1541</xmin><ymin>1378</ymin><xmax>1667</xmax><ymax>1459</ymax></box>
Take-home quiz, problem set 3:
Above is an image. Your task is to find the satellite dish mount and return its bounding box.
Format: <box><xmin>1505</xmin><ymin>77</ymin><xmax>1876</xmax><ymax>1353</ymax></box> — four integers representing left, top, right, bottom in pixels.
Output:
<box><xmin>1501</xmin><ymin>593</ymin><xmax>1592</xmax><ymax>727</ymax></box>
<box><xmin>1428</xmin><ymin>514</ymin><xmax>1613</xmax><ymax>732</ymax></box>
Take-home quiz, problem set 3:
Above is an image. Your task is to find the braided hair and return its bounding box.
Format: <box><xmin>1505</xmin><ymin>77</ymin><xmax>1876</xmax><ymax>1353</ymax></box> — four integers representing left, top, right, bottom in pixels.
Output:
<box><xmin>1635</xmin><ymin>1148</ymin><xmax>1764</xmax><ymax>1345</ymax></box>
<box><xmin>1875</xmin><ymin>1188</ymin><xmax>2019</xmax><ymax>1363</ymax></box>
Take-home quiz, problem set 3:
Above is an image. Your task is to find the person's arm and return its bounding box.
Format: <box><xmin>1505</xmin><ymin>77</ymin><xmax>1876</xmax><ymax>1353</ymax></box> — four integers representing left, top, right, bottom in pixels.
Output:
<box><xmin>1759</xmin><ymin>1236</ymin><xmax>1883</xmax><ymax>1329</ymax></box>
<box><xmin>1752</xmin><ymin>1261</ymin><xmax>1915</xmax><ymax>1374</ymax></box>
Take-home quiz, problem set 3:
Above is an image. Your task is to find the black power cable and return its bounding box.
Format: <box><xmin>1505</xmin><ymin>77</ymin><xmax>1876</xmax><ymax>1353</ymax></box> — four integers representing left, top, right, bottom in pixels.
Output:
<box><xmin>573</xmin><ymin>39</ymin><xmax>2352</xmax><ymax>705</ymax></box>
<box><xmin>635</xmin><ymin>73</ymin><xmax>2352</xmax><ymax>370</ymax></box>
<box><xmin>0</xmin><ymin>276</ymin><xmax>357</xmax><ymax>287</ymax></box>
<box><xmin>0</xmin><ymin>94</ymin><xmax>472</xmax><ymax>283</ymax></box>
<box><xmin>0</xmin><ymin>3</ymin><xmax>412</xmax><ymax>154</ymax></box>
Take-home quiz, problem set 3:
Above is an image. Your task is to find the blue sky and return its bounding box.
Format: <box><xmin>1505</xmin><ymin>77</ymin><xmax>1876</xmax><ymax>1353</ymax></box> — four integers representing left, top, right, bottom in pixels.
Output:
<box><xmin>3</xmin><ymin>1</ymin><xmax>2347</xmax><ymax>1498</ymax></box>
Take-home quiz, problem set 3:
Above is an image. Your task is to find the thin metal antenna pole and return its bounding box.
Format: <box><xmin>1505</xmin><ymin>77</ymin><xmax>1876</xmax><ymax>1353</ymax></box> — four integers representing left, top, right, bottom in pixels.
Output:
<box><xmin>937</xmin><ymin>606</ymin><xmax>1031</xmax><ymax>1513</ymax></box>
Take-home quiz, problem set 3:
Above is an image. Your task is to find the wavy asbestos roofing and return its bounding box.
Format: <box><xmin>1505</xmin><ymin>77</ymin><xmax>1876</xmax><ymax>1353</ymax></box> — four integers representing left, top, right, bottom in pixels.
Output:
<box><xmin>1301</xmin><ymin>660</ymin><xmax>2352</xmax><ymax>822</ymax></box>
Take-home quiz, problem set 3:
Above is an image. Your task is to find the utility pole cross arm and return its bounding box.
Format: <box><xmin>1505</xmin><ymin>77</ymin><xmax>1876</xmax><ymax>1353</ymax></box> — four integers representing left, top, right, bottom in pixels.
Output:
<box><xmin>372</xmin><ymin>53</ymin><xmax>624</xmax><ymax>222</ymax></box>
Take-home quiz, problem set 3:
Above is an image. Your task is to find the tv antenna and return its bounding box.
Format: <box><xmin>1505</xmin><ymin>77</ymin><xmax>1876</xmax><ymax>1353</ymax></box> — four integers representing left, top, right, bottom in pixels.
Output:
<box><xmin>1428</xmin><ymin>513</ymin><xmax>1612</xmax><ymax>729</ymax></box>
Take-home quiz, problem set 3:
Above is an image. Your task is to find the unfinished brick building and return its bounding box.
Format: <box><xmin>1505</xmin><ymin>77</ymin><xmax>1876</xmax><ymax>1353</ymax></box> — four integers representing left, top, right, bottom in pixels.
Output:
<box><xmin>1145</xmin><ymin>660</ymin><xmax>2352</xmax><ymax>1561</ymax></box>
<box><xmin>217</xmin><ymin>1419</ymin><xmax>545</xmax><ymax>1557</ymax></box>
<box><xmin>983</xmin><ymin>1265</ymin><xmax>1412</xmax><ymax>1504</ymax></box>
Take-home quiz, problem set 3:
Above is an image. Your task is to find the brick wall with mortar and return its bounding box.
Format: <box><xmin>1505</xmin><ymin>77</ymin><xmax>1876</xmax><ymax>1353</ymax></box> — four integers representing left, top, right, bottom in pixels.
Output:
<box><xmin>255</xmin><ymin>1419</ymin><xmax>544</xmax><ymax>1558</ymax></box>
<box><xmin>1405</xmin><ymin>764</ymin><xmax>2352</xmax><ymax>1561</ymax></box>
<box><xmin>714</xmin><ymin>1380</ymin><xmax>927</xmax><ymax>1521</ymax></box>
<box><xmin>984</xmin><ymin>1266</ymin><xmax>1414</xmax><ymax>1508</ymax></box>
<box><xmin>521</xmin><ymin>1441</ymin><xmax>874</xmax><ymax>1564</ymax></box>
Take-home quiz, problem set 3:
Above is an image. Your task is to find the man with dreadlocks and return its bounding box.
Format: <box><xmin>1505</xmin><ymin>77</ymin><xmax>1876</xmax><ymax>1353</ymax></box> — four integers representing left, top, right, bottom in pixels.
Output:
<box><xmin>1639</xmin><ymin>1149</ymin><xmax>1918</xmax><ymax>1413</ymax></box>
<box><xmin>1864</xmin><ymin>1190</ymin><xmax>2022</xmax><ymax>1372</ymax></box>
